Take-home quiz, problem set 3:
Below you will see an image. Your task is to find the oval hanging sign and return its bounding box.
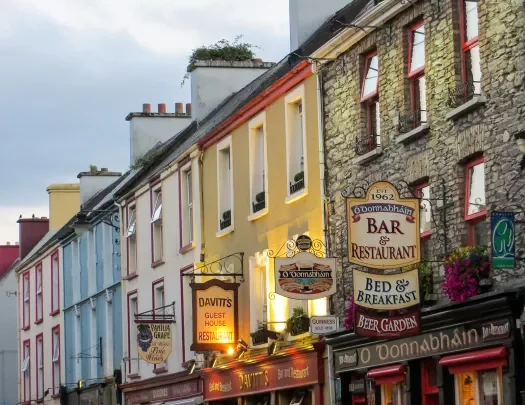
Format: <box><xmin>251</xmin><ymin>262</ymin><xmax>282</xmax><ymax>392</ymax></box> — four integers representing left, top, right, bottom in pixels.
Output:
<box><xmin>347</xmin><ymin>181</ymin><xmax>420</xmax><ymax>269</ymax></box>
<box><xmin>296</xmin><ymin>235</ymin><xmax>313</xmax><ymax>251</ymax></box>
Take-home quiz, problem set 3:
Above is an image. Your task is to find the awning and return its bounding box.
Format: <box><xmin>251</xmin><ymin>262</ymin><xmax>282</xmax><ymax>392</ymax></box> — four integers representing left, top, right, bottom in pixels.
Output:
<box><xmin>439</xmin><ymin>346</ymin><xmax>508</xmax><ymax>374</ymax></box>
<box><xmin>367</xmin><ymin>364</ymin><xmax>406</xmax><ymax>385</ymax></box>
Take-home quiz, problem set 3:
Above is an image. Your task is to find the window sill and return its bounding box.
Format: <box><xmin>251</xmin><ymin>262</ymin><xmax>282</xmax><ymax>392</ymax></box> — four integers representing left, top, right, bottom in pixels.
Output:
<box><xmin>124</xmin><ymin>272</ymin><xmax>138</xmax><ymax>281</ymax></box>
<box><xmin>49</xmin><ymin>309</ymin><xmax>60</xmax><ymax>317</ymax></box>
<box><xmin>127</xmin><ymin>373</ymin><xmax>141</xmax><ymax>380</ymax></box>
<box><xmin>396</xmin><ymin>124</ymin><xmax>430</xmax><ymax>144</ymax></box>
<box><xmin>288</xmin><ymin>331</ymin><xmax>311</xmax><ymax>341</ymax></box>
<box><xmin>352</xmin><ymin>147</ymin><xmax>383</xmax><ymax>165</ymax></box>
<box><xmin>285</xmin><ymin>188</ymin><xmax>308</xmax><ymax>204</ymax></box>
<box><xmin>152</xmin><ymin>367</ymin><xmax>168</xmax><ymax>374</ymax></box>
<box><xmin>179</xmin><ymin>243</ymin><xmax>195</xmax><ymax>254</ymax></box>
<box><xmin>34</xmin><ymin>319</ymin><xmax>43</xmax><ymax>325</ymax></box>
<box><xmin>21</xmin><ymin>326</ymin><xmax>30</xmax><ymax>331</ymax></box>
<box><xmin>248</xmin><ymin>208</ymin><xmax>269</xmax><ymax>222</ymax></box>
<box><xmin>446</xmin><ymin>96</ymin><xmax>486</xmax><ymax>120</ymax></box>
<box><xmin>151</xmin><ymin>260</ymin><xmax>165</xmax><ymax>269</ymax></box>
<box><xmin>216</xmin><ymin>226</ymin><xmax>234</xmax><ymax>238</ymax></box>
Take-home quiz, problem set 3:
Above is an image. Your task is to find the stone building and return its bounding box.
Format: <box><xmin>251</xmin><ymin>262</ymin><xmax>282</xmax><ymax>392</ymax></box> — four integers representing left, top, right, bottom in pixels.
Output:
<box><xmin>310</xmin><ymin>0</ymin><xmax>525</xmax><ymax>403</ymax></box>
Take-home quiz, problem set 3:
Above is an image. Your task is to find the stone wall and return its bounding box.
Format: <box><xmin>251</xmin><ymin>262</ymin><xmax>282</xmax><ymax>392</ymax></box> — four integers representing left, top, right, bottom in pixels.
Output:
<box><xmin>322</xmin><ymin>0</ymin><xmax>525</xmax><ymax>319</ymax></box>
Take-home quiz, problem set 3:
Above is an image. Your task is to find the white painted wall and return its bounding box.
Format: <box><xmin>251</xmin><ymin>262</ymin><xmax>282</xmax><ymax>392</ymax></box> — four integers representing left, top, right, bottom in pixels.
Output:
<box><xmin>17</xmin><ymin>244</ymin><xmax>64</xmax><ymax>405</ymax></box>
<box><xmin>190</xmin><ymin>61</ymin><xmax>273</xmax><ymax>122</ymax></box>
<box><xmin>129</xmin><ymin>116</ymin><xmax>191</xmax><ymax>166</ymax></box>
<box><xmin>120</xmin><ymin>155</ymin><xmax>202</xmax><ymax>382</ymax></box>
<box><xmin>79</xmin><ymin>173</ymin><xmax>121</xmax><ymax>205</ymax></box>
<box><xmin>0</xmin><ymin>268</ymin><xmax>18</xmax><ymax>405</ymax></box>
<box><xmin>289</xmin><ymin>0</ymin><xmax>350</xmax><ymax>50</ymax></box>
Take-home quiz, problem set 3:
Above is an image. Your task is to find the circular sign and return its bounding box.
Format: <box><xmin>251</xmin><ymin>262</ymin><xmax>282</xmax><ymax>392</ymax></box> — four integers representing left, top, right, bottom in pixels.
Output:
<box><xmin>296</xmin><ymin>235</ymin><xmax>313</xmax><ymax>251</ymax></box>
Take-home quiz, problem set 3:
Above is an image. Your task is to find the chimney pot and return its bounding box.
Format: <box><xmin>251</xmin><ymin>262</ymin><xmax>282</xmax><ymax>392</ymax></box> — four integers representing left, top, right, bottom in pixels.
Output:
<box><xmin>186</xmin><ymin>103</ymin><xmax>192</xmax><ymax>115</ymax></box>
<box><xmin>143</xmin><ymin>103</ymin><xmax>151</xmax><ymax>113</ymax></box>
<box><xmin>158</xmin><ymin>103</ymin><xmax>166</xmax><ymax>113</ymax></box>
<box><xmin>101</xmin><ymin>168</ymin><xmax>108</xmax><ymax>173</ymax></box>
<box><xmin>175</xmin><ymin>103</ymin><xmax>184</xmax><ymax>114</ymax></box>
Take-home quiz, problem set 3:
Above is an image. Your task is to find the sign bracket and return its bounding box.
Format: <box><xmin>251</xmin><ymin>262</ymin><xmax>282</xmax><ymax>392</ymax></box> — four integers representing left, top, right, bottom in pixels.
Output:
<box><xmin>182</xmin><ymin>252</ymin><xmax>244</xmax><ymax>283</ymax></box>
<box><xmin>71</xmin><ymin>337</ymin><xmax>103</xmax><ymax>367</ymax></box>
<box><xmin>135</xmin><ymin>301</ymin><xmax>176</xmax><ymax>323</ymax></box>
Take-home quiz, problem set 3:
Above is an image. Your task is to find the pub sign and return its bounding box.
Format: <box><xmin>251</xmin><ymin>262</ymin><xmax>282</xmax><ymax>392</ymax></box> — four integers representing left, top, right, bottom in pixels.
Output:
<box><xmin>347</xmin><ymin>182</ymin><xmax>420</xmax><ymax>269</ymax></box>
<box><xmin>491</xmin><ymin>211</ymin><xmax>515</xmax><ymax>269</ymax></box>
<box><xmin>136</xmin><ymin>322</ymin><xmax>172</xmax><ymax>364</ymax></box>
<box><xmin>191</xmin><ymin>279</ymin><xmax>239</xmax><ymax>351</ymax></box>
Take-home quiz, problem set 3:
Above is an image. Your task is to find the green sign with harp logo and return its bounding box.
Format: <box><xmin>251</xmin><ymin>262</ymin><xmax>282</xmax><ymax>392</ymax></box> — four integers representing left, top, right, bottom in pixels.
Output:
<box><xmin>491</xmin><ymin>212</ymin><xmax>515</xmax><ymax>269</ymax></box>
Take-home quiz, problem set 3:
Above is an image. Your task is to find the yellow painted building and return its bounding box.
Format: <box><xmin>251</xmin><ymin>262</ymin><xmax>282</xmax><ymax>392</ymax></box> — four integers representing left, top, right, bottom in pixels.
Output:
<box><xmin>200</xmin><ymin>61</ymin><xmax>329</xmax><ymax>347</ymax></box>
<box><xmin>46</xmin><ymin>184</ymin><xmax>80</xmax><ymax>230</ymax></box>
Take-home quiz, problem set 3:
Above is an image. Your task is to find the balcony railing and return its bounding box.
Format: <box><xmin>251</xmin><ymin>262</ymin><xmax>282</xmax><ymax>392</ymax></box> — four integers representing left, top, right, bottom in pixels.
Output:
<box><xmin>252</xmin><ymin>199</ymin><xmax>266</xmax><ymax>213</ymax></box>
<box><xmin>447</xmin><ymin>81</ymin><xmax>481</xmax><ymax>108</ymax></box>
<box><xmin>289</xmin><ymin>178</ymin><xmax>305</xmax><ymax>195</ymax></box>
<box><xmin>398</xmin><ymin>109</ymin><xmax>427</xmax><ymax>133</ymax></box>
<box><xmin>355</xmin><ymin>133</ymin><xmax>380</xmax><ymax>156</ymax></box>
<box><xmin>219</xmin><ymin>217</ymin><xmax>231</xmax><ymax>230</ymax></box>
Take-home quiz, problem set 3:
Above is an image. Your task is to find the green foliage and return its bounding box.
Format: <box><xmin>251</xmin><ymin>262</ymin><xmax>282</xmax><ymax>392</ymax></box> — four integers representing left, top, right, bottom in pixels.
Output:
<box><xmin>286</xmin><ymin>307</ymin><xmax>309</xmax><ymax>335</ymax></box>
<box><xmin>89</xmin><ymin>164</ymin><xmax>98</xmax><ymax>172</ymax></box>
<box><xmin>255</xmin><ymin>191</ymin><xmax>266</xmax><ymax>203</ymax></box>
<box><xmin>222</xmin><ymin>210</ymin><xmax>231</xmax><ymax>221</ymax></box>
<box><xmin>294</xmin><ymin>171</ymin><xmax>305</xmax><ymax>183</ymax></box>
<box><xmin>418</xmin><ymin>261</ymin><xmax>433</xmax><ymax>298</ymax></box>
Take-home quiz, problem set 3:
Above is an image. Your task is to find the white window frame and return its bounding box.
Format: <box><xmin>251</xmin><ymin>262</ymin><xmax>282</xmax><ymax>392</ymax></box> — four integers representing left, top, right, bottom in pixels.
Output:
<box><xmin>52</xmin><ymin>253</ymin><xmax>59</xmax><ymax>312</ymax></box>
<box><xmin>127</xmin><ymin>205</ymin><xmax>138</xmax><ymax>274</ymax></box>
<box><xmin>153</xmin><ymin>282</ymin><xmax>167</xmax><ymax>370</ymax></box>
<box><xmin>248</xmin><ymin>111</ymin><xmax>269</xmax><ymax>221</ymax></box>
<box><xmin>21</xmin><ymin>345</ymin><xmax>30</xmax><ymax>373</ymax></box>
<box><xmin>249</xmin><ymin>256</ymin><xmax>269</xmax><ymax>345</ymax></box>
<box><xmin>36</xmin><ymin>266</ymin><xmax>43</xmax><ymax>321</ymax></box>
<box><xmin>181</xmin><ymin>163</ymin><xmax>195</xmax><ymax>248</ymax></box>
<box><xmin>23</xmin><ymin>273</ymin><xmax>30</xmax><ymax>328</ymax></box>
<box><xmin>151</xmin><ymin>187</ymin><xmax>163</xmax><ymax>262</ymax></box>
<box><xmin>284</xmin><ymin>84</ymin><xmax>308</xmax><ymax>203</ymax></box>
<box><xmin>37</xmin><ymin>336</ymin><xmax>44</xmax><ymax>398</ymax></box>
<box><xmin>127</xmin><ymin>207</ymin><xmax>137</xmax><ymax>238</ymax></box>
<box><xmin>128</xmin><ymin>294</ymin><xmax>139</xmax><ymax>375</ymax></box>
<box><xmin>216</xmin><ymin>135</ymin><xmax>234</xmax><ymax>237</ymax></box>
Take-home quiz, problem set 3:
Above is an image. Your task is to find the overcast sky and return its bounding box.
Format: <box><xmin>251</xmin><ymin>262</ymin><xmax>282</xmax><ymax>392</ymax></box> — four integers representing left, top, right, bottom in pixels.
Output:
<box><xmin>0</xmin><ymin>0</ymin><xmax>290</xmax><ymax>243</ymax></box>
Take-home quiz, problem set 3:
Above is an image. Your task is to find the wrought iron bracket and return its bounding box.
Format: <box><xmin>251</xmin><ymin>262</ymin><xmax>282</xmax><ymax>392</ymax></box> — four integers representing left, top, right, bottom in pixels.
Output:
<box><xmin>135</xmin><ymin>301</ymin><xmax>176</xmax><ymax>323</ymax></box>
<box><xmin>182</xmin><ymin>252</ymin><xmax>244</xmax><ymax>282</ymax></box>
<box><xmin>71</xmin><ymin>337</ymin><xmax>103</xmax><ymax>367</ymax></box>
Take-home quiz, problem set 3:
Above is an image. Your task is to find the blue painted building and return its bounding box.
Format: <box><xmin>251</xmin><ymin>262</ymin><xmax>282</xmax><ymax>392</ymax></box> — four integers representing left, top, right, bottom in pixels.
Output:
<box><xmin>61</xmin><ymin>169</ymin><xmax>130</xmax><ymax>403</ymax></box>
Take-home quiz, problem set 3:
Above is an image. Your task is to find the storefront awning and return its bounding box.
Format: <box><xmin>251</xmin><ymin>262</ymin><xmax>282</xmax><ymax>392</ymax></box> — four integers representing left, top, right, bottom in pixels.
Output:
<box><xmin>439</xmin><ymin>346</ymin><xmax>508</xmax><ymax>374</ymax></box>
<box><xmin>366</xmin><ymin>364</ymin><xmax>406</xmax><ymax>385</ymax></box>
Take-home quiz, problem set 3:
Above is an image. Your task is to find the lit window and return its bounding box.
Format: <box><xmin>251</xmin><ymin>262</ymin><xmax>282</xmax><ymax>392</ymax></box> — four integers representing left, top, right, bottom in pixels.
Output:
<box><xmin>465</xmin><ymin>157</ymin><xmax>487</xmax><ymax>245</ymax></box>
<box><xmin>151</xmin><ymin>190</ymin><xmax>163</xmax><ymax>262</ymax></box>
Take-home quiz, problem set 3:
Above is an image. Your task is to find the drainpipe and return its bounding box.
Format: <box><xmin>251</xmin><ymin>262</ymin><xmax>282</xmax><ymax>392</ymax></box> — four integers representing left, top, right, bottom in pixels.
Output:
<box><xmin>316</xmin><ymin>67</ymin><xmax>337</xmax><ymax>405</ymax></box>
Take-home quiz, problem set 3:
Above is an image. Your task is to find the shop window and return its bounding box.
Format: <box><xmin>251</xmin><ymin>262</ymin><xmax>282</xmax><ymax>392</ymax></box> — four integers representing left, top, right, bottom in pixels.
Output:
<box><xmin>460</xmin><ymin>0</ymin><xmax>481</xmax><ymax>100</ymax></box>
<box><xmin>151</xmin><ymin>188</ymin><xmax>163</xmax><ymax>263</ymax></box>
<box><xmin>51</xmin><ymin>251</ymin><xmax>59</xmax><ymax>314</ymax></box>
<box><xmin>249</xmin><ymin>112</ymin><xmax>268</xmax><ymax>217</ymax></box>
<box><xmin>381</xmin><ymin>382</ymin><xmax>407</xmax><ymax>405</ymax></box>
<box><xmin>408</xmin><ymin>21</ymin><xmax>427</xmax><ymax>128</ymax></box>
<box><xmin>285</xmin><ymin>85</ymin><xmax>307</xmax><ymax>199</ymax></box>
<box><xmin>126</xmin><ymin>205</ymin><xmax>137</xmax><ymax>275</ymax></box>
<box><xmin>217</xmin><ymin>136</ymin><xmax>234</xmax><ymax>232</ymax></box>
<box><xmin>35</xmin><ymin>264</ymin><xmax>43</xmax><ymax>323</ymax></box>
<box><xmin>358</xmin><ymin>52</ymin><xmax>380</xmax><ymax>154</ymax></box>
<box><xmin>465</xmin><ymin>157</ymin><xmax>487</xmax><ymax>245</ymax></box>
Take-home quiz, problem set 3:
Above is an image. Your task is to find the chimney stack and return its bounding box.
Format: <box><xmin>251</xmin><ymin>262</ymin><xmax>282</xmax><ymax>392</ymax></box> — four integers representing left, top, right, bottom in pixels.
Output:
<box><xmin>186</xmin><ymin>103</ymin><xmax>192</xmax><ymax>115</ymax></box>
<box><xmin>47</xmin><ymin>184</ymin><xmax>80</xmax><ymax>230</ymax></box>
<box><xmin>175</xmin><ymin>103</ymin><xmax>184</xmax><ymax>114</ymax></box>
<box><xmin>158</xmin><ymin>103</ymin><xmax>166</xmax><ymax>113</ymax></box>
<box><xmin>77</xmin><ymin>167</ymin><xmax>122</xmax><ymax>205</ymax></box>
<box><xmin>17</xmin><ymin>217</ymin><xmax>49</xmax><ymax>259</ymax></box>
<box><xmin>143</xmin><ymin>103</ymin><xmax>151</xmax><ymax>113</ymax></box>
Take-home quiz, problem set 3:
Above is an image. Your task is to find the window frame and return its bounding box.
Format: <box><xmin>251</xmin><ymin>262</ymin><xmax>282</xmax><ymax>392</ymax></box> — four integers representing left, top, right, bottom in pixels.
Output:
<box><xmin>22</xmin><ymin>271</ymin><xmax>30</xmax><ymax>330</ymax></box>
<box><xmin>126</xmin><ymin>201</ymin><xmax>138</xmax><ymax>277</ymax></box>
<box><xmin>126</xmin><ymin>290</ymin><xmax>139</xmax><ymax>376</ymax></box>
<box><xmin>152</xmin><ymin>279</ymin><xmax>167</xmax><ymax>373</ymax></box>
<box><xmin>35</xmin><ymin>263</ymin><xmax>43</xmax><ymax>324</ymax></box>
<box><xmin>459</xmin><ymin>0</ymin><xmax>481</xmax><ymax>98</ymax></box>
<box><xmin>360</xmin><ymin>51</ymin><xmax>379</xmax><ymax>103</ymax></box>
<box><xmin>465</xmin><ymin>156</ymin><xmax>486</xmax><ymax>244</ymax></box>
<box><xmin>407</xmin><ymin>21</ymin><xmax>427</xmax><ymax>124</ymax></box>
<box><xmin>150</xmin><ymin>183</ymin><xmax>164</xmax><ymax>265</ymax></box>
<box><xmin>22</xmin><ymin>339</ymin><xmax>31</xmax><ymax>402</ymax></box>
<box><xmin>421</xmin><ymin>359</ymin><xmax>439</xmax><ymax>405</ymax></box>
<box><xmin>248</xmin><ymin>111</ymin><xmax>269</xmax><ymax>220</ymax></box>
<box><xmin>284</xmin><ymin>84</ymin><xmax>308</xmax><ymax>201</ymax></box>
<box><xmin>179</xmin><ymin>160</ymin><xmax>195</xmax><ymax>253</ymax></box>
<box><xmin>51</xmin><ymin>325</ymin><xmax>60</xmax><ymax>396</ymax></box>
<box><xmin>51</xmin><ymin>250</ymin><xmax>60</xmax><ymax>316</ymax></box>
<box><xmin>216</xmin><ymin>135</ymin><xmax>234</xmax><ymax>235</ymax></box>
<box><xmin>36</xmin><ymin>332</ymin><xmax>44</xmax><ymax>400</ymax></box>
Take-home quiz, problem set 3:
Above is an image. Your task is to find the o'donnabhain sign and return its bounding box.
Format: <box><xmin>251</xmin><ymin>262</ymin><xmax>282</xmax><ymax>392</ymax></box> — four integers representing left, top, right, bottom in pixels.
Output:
<box><xmin>347</xmin><ymin>181</ymin><xmax>420</xmax><ymax>269</ymax></box>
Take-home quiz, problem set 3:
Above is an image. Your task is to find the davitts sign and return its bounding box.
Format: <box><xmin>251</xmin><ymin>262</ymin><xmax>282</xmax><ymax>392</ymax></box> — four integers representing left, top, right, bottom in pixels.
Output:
<box><xmin>274</xmin><ymin>252</ymin><xmax>337</xmax><ymax>300</ymax></box>
<box><xmin>347</xmin><ymin>182</ymin><xmax>420</xmax><ymax>268</ymax></box>
<box><xmin>191</xmin><ymin>279</ymin><xmax>239</xmax><ymax>351</ymax></box>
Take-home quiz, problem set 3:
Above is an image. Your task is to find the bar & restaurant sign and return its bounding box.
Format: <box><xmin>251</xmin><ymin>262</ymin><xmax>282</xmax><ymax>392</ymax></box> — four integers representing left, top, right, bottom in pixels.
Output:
<box><xmin>191</xmin><ymin>279</ymin><xmax>239</xmax><ymax>351</ymax></box>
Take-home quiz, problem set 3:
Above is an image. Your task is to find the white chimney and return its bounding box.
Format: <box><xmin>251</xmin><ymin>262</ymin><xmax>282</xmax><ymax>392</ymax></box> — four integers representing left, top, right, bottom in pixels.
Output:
<box><xmin>189</xmin><ymin>59</ymin><xmax>274</xmax><ymax>122</ymax></box>
<box><xmin>77</xmin><ymin>167</ymin><xmax>122</xmax><ymax>205</ymax></box>
<box><xmin>126</xmin><ymin>103</ymin><xmax>192</xmax><ymax>166</ymax></box>
<box><xmin>289</xmin><ymin>0</ymin><xmax>350</xmax><ymax>51</ymax></box>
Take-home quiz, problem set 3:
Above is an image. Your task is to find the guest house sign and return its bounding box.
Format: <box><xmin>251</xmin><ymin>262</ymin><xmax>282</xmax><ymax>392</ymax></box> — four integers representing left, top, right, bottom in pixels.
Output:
<box><xmin>353</xmin><ymin>268</ymin><xmax>420</xmax><ymax>310</ymax></box>
<box><xmin>347</xmin><ymin>182</ymin><xmax>420</xmax><ymax>268</ymax></box>
<box><xmin>274</xmin><ymin>252</ymin><xmax>337</xmax><ymax>300</ymax></box>
<box><xmin>191</xmin><ymin>280</ymin><xmax>239</xmax><ymax>351</ymax></box>
<box><xmin>136</xmin><ymin>322</ymin><xmax>172</xmax><ymax>364</ymax></box>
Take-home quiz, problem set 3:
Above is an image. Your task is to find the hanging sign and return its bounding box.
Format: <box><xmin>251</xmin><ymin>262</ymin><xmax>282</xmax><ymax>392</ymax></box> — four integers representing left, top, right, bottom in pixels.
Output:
<box><xmin>353</xmin><ymin>268</ymin><xmax>420</xmax><ymax>310</ymax></box>
<box><xmin>347</xmin><ymin>181</ymin><xmax>420</xmax><ymax>269</ymax></box>
<box><xmin>136</xmin><ymin>322</ymin><xmax>172</xmax><ymax>364</ymax></box>
<box><xmin>191</xmin><ymin>279</ymin><xmax>239</xmax><ymax>351</ymax></box>
<box><xmin>491</xmin><ymin>212</ymin><xmax>515</xmax><ymax>269</ymax></box>
<box><xmin>354</xmin><ymin>309</ymin><xmax>420</xmax><ymax>338</ymax></box>
<box><xmin>274</xmin><ymin>252</ymin><xmax>337</xmax><ymax>300</ymax></box>
<box><xmin>310</xmin><ymin>316</ymin><xmax>339</xmax><ymax>334</ymax></box>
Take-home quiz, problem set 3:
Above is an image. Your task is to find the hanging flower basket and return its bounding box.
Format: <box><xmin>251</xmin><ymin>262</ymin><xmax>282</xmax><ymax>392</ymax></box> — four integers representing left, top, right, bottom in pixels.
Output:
<box><xmin>442</xmin><ymin>246</ymin><xmax>490</xmax><ymax>302</ymax></box>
